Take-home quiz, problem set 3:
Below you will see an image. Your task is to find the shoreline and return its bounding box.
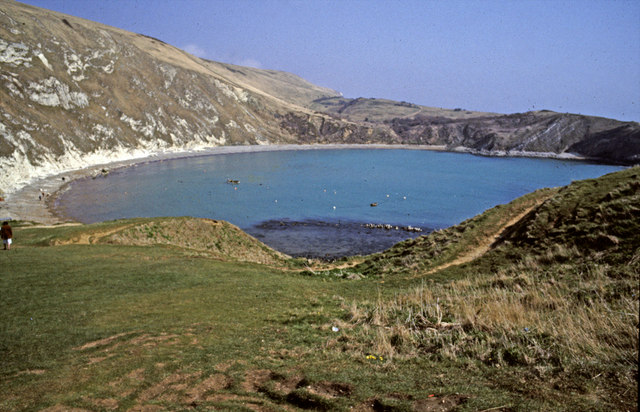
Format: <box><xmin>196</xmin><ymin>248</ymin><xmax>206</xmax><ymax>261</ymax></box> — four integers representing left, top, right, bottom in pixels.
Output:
<box><xmin>0</xmin><ymin>143</ymin><xmax>589</xmax><ymax>225</ymax></box>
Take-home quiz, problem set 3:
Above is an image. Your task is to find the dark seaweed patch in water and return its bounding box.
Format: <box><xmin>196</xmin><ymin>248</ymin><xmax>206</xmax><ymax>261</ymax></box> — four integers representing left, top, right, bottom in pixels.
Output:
<box><xmin>245</xmin><ymin>219</ymin><xmax>430</xmax><ymax>260</ymax></box>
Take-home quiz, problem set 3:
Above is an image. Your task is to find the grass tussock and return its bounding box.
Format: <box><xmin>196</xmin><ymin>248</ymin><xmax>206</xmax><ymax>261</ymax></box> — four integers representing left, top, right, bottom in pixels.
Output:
<box><xmin>334</xmin><ymin>257</ymin><xmax>638</xmax><ymax>408</ymax></box>
<box><xmin>349</xmin><ymin>260</ymin><xmax>638</xmax><ymax>364</ymax></box>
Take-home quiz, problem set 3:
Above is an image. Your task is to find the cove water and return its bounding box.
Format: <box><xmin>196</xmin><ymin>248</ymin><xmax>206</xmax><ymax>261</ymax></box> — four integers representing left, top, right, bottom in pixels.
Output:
<box><xmin>56</xmin><ymin>149</ymin><xmax>623</xmax><ymax>258</ymax></box>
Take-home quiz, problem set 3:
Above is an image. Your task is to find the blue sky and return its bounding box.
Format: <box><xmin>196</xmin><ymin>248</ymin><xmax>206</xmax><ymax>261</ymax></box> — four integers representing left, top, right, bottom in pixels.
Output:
<box><xmin>21</xmin><ymin>0</ymin><xmax>640</xmax><ymax>121</ymax></box>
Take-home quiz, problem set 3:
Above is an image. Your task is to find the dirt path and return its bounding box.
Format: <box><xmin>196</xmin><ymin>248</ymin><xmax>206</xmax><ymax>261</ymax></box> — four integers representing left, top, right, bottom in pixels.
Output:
<box><xmin>414</xmin><ymin>201</ymin><xmax>544</xmax><ymax>278</ymax></box>
<box><xmin>51</xmin><ymin>224</ymin><xmax>136</xmax><ymax>245</ymax></box>
<box><xmin>24</xmin><ymin>223</ymin><xmax>83</xmax><ymax>229</ymax></box>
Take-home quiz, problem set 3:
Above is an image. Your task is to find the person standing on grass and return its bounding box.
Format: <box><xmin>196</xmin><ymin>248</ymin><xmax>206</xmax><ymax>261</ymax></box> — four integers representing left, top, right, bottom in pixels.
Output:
<box><xmin>1</xmin><ymin>221</ymin><xmax>12</xmax><ymax>250</ymax></box>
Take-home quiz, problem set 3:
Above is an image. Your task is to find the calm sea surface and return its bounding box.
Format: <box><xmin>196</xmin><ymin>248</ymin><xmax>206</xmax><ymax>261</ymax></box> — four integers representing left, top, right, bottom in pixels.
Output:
<box><xmin>56</xmin><ymin>149</ymin><xmax>623</xmax><ymax>258</ymax></box>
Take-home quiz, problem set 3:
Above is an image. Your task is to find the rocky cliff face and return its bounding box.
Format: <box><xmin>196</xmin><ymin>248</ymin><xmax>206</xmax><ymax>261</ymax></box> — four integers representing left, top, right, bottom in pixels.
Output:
<box><xmin>384</xmin><ymin>111</ymin><xmax>640</xmax><ymax>163</ymax></box>
<box><xmin>310</xmin><ymin>98</ymin><xmax>640</xmax><ymax>164</ymax></box>
<box><xmin>1</xmin><ymin>0</ymin><xmax>638</xmax><ymax>195</ymax></box>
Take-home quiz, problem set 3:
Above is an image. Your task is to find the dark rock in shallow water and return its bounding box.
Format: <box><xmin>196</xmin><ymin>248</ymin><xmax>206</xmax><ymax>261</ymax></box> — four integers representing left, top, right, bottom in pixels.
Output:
<box><xmin>363</xmin><ymin>223</ymin><xmax>423</xmax><ymax>232</ymax></box>
<box><xmin>245</xmin><ymin>219</ymin><xmax>429</xmax><ymax>259</ymax></box>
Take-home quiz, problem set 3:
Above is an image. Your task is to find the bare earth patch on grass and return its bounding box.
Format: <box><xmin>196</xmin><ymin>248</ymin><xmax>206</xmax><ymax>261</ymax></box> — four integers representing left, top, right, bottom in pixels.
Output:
<box><xmin>73</xmin><ymin>331</ymin><xmax>137</xmax><ymax>351</ymax></box>
<box><xmin>352</xmin><ymin>393</ymin><xmax>468</xmax><ymax>411</ymax></box>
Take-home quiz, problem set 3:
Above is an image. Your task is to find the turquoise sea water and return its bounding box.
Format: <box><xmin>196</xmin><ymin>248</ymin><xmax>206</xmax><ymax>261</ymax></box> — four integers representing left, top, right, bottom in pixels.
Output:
<box><xmin>56</xmin><ymin>149</ymin><xmax>623</xmax><ymax>258</ymax></box>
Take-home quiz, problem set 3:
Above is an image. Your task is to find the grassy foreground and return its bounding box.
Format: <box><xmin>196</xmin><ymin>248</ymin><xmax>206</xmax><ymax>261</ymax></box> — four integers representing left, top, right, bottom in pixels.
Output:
<box><xmin>1</xmin><ymin>169</ymin><xmax>638</xmax><ymax>411</ymax></box>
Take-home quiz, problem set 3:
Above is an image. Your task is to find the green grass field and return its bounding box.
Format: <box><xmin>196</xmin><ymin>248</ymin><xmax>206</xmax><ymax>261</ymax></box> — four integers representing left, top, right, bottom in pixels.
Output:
<box><xmin>1</xmin><ymin>168</ymin><xmax>638</xmax><ymax>411</ymax></box>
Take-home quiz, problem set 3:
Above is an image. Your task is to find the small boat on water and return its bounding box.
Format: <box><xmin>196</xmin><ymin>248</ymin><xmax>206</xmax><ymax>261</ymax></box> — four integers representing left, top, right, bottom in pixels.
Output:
<box><xmin>227</xmin><ymin>179</ymin><xmax>240</xmax><ymax>184</ymax></box>
<box><xmin>370</xmin><ymin>202</ymin><xmax>378</xmax><ymax>207</ymax></box>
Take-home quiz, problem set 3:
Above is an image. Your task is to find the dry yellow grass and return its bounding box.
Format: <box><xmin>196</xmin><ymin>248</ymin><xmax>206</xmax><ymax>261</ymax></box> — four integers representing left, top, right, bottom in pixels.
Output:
<box><xmin>341</xmin><ymin>261</ymin><xmax>638</xmax><ymax>381</ymax></box>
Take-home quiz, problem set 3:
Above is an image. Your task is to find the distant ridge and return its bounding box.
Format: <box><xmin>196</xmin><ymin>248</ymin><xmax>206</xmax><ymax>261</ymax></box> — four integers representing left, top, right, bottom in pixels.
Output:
<box><xmin>308</xmin><ymin>98</ymin><xmax>640</xmax><ymax>165</ymax></box>
<box><xmin>1</xmin><ymin>0</ymin><xmax>638</xmax><ymax>195</ymax></box>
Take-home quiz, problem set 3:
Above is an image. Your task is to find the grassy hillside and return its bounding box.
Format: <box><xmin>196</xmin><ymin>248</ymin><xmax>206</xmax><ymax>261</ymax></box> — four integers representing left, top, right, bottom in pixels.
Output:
<box><xmin>308</xmin><ymin>96</ymin><xmax>498</xmax><ymax>123</ymax></box>
<box><xmin>20</xmin><ymin>217</ymin><xmax>290</xmax><ymax>266</ymax></box>
<box><xmin>1</xmin><ymin>169</ymin><xmax>637</xmax><ymax>411</ymax></box>
<box><xmin>200</xmin><ymin>61</ymin><xmax>342</xmax><ymax>109</ymax></box>
<box><xmin>341</xmin><ymin>167</ymin><xmax>639</xmax><ymax>409</ymax></box>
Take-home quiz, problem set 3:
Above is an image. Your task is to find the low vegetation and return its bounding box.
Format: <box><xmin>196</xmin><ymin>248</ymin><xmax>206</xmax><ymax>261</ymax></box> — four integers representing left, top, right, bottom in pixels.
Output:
<box><xmin>334</xmin><ymin>167</ymin><xmax>639</xmax><ymax>410</ymax></box>
<box><xmin>32</xmin><ymin>217</ymin><xmax>290</xmax><ymax>266</ymax></box>
<box><xmin>1</xmin><ymin>168</ymin><xmax>637</xmax><ymax>411</ymax></box>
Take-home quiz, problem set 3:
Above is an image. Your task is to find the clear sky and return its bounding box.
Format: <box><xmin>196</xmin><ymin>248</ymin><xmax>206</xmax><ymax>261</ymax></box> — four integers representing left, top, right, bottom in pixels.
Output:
<box><xmin>20</xmin><ymin>0</ymin><xmax>640</xmax><ymax>122</ymax></box>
